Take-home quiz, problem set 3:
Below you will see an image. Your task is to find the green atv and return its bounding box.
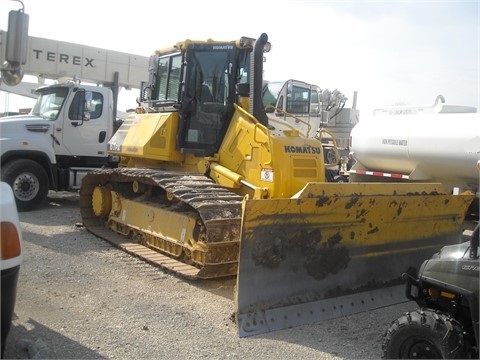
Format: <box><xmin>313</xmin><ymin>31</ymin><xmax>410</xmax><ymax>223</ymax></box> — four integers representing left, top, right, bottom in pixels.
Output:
<box><xmin>382</xmin><ymin>225</ymin><xmax>479</xmax><ymax>359</ymax></box>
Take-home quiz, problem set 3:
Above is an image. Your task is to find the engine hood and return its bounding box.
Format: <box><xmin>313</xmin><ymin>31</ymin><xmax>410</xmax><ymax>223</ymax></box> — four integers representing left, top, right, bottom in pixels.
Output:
<box><xmin>0</xmin><ymin>114</ymin><xmax>52</xmax><ymax>134</ymax></box>
<box><xmin>0</xmin><ymin>114</ymin><xmax>45</xmax><ymax>123</ymax></box>
<box><xmin>419</xmin><ymin>241</ymin><xmax>479</xmax><ymax>296</ymax></box>
<box><xmin>432</xmin><ymin>241</ymin><xmax>471</xmax><ymax>260</ymax></box>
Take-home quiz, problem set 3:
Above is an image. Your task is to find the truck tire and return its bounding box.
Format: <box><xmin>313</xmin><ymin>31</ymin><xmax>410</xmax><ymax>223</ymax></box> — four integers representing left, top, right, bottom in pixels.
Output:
<box><xmin>1</xmin><ymin>159</ymin><xmax>49</xmax><ymax>212</ymax></box>
<box><xmin>382</xmin><ymin>308</ymin><xmax>466</xmax><ymax>359</ymax></box>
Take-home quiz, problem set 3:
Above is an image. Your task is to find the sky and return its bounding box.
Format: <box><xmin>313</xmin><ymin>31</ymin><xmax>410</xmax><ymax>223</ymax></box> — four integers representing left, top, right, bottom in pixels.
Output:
<box><xmin>1</xmin><ymin>0</ymin><xmax>479</xmax><ymax>117</ymax></box>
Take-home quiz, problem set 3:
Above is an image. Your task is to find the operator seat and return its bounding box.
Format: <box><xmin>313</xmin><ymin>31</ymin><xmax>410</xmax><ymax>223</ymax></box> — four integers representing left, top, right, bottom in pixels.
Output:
<box><xmin>201</xmin><ymin>85</ymin><xmax>214</xmax><ymax>102</ymax></box>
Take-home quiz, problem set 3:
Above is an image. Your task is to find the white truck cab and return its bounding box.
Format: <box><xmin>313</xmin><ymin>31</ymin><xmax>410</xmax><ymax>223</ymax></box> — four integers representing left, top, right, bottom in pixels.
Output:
<box><xmin>0</xmin><ymin>81</ymin><xmax>120</xmax><ymax>211</ymax></box>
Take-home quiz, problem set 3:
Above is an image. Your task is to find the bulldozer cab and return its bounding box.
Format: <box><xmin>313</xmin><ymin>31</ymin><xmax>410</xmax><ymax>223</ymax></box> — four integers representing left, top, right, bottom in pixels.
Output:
<box><xmin>144</xmin><ymin>40</ymin><xmax>252</xmax><ymax>156</ymax></box>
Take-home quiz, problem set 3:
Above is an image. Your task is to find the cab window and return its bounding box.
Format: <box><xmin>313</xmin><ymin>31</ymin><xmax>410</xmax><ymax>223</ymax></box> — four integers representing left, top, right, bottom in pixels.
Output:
<box><xmin>286</xmin><ymin>86</ymin><xmax>310</xmax><ymax>114</ymax></box>
<box><xmin>87</xmin><ymin>92</ymin><xmax>104</xmax><ymax>119</ymax></box>
<box><xmin>157</xmin><ymin>55</ymin><xmax>182</xmax><ymax>101</ymax></box>
<box><xmin>68</xmin><ymin>91</ymin><xmax>103</xmax><ymax>120</ymax></box>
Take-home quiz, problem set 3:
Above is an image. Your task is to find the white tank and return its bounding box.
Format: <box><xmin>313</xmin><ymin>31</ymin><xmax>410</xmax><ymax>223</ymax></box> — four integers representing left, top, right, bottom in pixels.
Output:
<box><xmin>349</xmin><ymin>112</ymin><xmax>480</xmax><ymax>193</ymax></box>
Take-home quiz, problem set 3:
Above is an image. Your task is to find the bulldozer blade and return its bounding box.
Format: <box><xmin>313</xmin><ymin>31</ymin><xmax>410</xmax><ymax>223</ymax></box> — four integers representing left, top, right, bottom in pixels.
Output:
<box><xmin>235</xmin><ymin>183</ymin><xmax>474</xmax><ymax>337</ymax></box>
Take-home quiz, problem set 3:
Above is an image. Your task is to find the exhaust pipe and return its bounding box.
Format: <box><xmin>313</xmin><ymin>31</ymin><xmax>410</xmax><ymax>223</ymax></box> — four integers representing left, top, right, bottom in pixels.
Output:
<box><xmin>250</xmin><ymin>33</ymin><xmax>268</xmax><ymax>127</ymax></box>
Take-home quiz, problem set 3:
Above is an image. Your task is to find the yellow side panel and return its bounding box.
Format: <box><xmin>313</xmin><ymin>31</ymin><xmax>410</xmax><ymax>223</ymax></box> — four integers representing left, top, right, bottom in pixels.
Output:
<box><xmin>217</xmin><ymin>108</ymin><xmax>326</xmax><ymax>199</ymax></box>
<box><xmin>268</xmin><ymin>134</ymin><xmax>326</xmax><ymax>198</ymax></box>
<box><xmin>108</xmin><ymin>112</ymin><xmax>183</xmax><ymax>162</ymax></box>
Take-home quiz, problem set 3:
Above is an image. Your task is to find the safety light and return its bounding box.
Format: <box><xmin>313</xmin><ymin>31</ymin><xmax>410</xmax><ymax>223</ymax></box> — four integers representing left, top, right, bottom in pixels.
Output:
<box><xmin>0</xmin><ymin>221</ymin><xmax>21</xmax><ymax>260</ymax></box>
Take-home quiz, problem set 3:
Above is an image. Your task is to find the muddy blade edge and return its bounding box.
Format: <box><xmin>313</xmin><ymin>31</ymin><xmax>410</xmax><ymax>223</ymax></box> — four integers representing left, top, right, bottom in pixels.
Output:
<box><xmin>235</xmin><ymin>183</ymin><xmax>474</xmax><ymax>337</ymax></box>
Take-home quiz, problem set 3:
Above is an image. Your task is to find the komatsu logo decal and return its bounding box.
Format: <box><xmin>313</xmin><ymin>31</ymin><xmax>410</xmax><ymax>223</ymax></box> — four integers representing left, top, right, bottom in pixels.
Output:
<box><xmin>212</xmin><ymin>45</ymin><xmax>233</xmax><ymax>50</ymax></box>
<box><xmin>284</xmin><ymin>145</ymin><xmax>322</xmax><ymax>154</ymax></box>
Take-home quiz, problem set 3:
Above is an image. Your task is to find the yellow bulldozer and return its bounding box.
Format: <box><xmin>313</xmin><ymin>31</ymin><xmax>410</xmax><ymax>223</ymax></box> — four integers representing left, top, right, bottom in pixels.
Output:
<box><xmin>79</xmin><ymin>33</ymin><xmax>475</xmax><ymax>337</ymax></box>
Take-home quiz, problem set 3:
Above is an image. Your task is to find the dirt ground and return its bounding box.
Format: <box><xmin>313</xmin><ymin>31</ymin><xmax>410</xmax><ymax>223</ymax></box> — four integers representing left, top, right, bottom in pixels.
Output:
<box><xmin>3</xmin><ymin>191</ymin><xmax>420</xmax><ymax>359</ymax></box>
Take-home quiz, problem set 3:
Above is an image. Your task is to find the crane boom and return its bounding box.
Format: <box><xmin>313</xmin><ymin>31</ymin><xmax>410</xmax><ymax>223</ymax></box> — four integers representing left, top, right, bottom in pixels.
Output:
<box><xmin>0</xmin><ymin>30</ymin><xmax>149</xmax><ymax>88</ymax></box>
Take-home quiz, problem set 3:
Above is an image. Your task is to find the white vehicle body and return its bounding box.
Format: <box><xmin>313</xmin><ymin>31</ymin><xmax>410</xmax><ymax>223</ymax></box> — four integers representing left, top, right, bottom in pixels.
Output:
<box><xmin>0</xmin><ymin>181</ymin><xmax>23</xmax><ymax>357</ymax></box>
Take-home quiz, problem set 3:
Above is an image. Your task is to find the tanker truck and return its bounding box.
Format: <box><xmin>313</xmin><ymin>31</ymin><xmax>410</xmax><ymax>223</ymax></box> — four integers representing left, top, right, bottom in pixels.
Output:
<box><xmin>347</xmin><ymin>96</ymin><xmax>479</xmax><ymax>215</ymax></box>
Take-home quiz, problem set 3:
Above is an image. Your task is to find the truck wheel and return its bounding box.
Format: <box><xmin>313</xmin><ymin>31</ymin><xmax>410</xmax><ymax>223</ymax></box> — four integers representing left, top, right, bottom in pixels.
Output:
<box><xmin>382</xmin><ymin>308</ymin><xmax>465</xmax><ymax>359</ymax></box>
<box><xmin>1</xmin><ymin>159</ymin><xmax>49</xmax><ymax>211</ymax></box>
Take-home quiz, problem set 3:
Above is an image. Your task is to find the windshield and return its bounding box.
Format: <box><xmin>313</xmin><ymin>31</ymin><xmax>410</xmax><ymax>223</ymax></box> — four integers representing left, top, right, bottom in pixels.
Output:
<box><xmin>31</xmin><ymin>87</ymin><xmax>69</xmax><ymax>120</ymax></box>
<box><xmin>174</xmin><ymin>42</ymin><xmax>250</xmax><ymax>156</ymax></box>
<box><xmin>262</xmin><ymin>81</ymin><xmax>284</xmax><ymax>107</ymax></box>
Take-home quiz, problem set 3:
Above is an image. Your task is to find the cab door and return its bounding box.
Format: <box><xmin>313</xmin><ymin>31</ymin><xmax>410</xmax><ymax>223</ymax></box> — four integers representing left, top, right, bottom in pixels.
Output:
<box><xmin>56</xmin><ymin>89</ymin><xmax>110</xmax><ymax>159</ymax></box>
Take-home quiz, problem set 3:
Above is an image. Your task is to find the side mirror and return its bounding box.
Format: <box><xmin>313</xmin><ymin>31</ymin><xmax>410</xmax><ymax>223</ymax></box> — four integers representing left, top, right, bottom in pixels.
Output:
<box><xmin>84</xmin><ymin>91</ymin><xmax>93</xmax><ymax>113</ymax></box>
<box><xmin>287</xmin><ymin>82</ymin><xmax>293</xmax><ymax>96</ymax></box>
<box><xmin>140</xmin><ymin>81</ymin><xmax>152</xmax><ymax>102</ymax></box>
<box><xmin>70</xmin><ymin>89</ymin><xmax>90</xmax><ymax>126</ymax></box>
<box><xmin>6</xmin><ymin>10</ymin><xmax>29</xmax><ymax>65</ymax></box>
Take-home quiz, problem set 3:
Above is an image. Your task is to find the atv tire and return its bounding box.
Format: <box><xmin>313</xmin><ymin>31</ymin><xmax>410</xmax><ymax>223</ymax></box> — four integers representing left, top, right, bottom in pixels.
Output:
<box><xmin>382</xmin><ymin>308</ymin><xmax>466</xmax><ymax>359</ymax></box>
<box><xmin>1</xmin><ymin>159</ymin><xmax>49</xmax><ymax>211</ymax></box>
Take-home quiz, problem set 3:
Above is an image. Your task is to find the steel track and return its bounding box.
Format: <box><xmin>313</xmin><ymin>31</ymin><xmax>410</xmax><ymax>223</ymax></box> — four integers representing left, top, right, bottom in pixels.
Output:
<box><xmin>80</xmin><ymin>168</ymin><xmax>243</xmax><ymax>279</ymax></box>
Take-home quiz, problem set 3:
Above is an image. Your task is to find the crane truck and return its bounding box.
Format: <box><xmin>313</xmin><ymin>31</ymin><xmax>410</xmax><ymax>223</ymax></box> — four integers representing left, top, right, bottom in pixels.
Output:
<box><xmin>0</xmin><ymin>28</ymin><xmax>149</xmax><ymax>211</ymax></box>
<box><xmin>77</xmin><ymin>33</ymin><xmax>475</xmax><ymax>337</ymax></box>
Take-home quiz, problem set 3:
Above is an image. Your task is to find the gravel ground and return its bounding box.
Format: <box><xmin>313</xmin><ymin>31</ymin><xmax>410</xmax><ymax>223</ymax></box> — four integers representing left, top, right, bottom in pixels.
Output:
<box><xmin>3</xmin><ymin>191</ymin><xmax>417</xmax><ymax>359</ymax></box>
